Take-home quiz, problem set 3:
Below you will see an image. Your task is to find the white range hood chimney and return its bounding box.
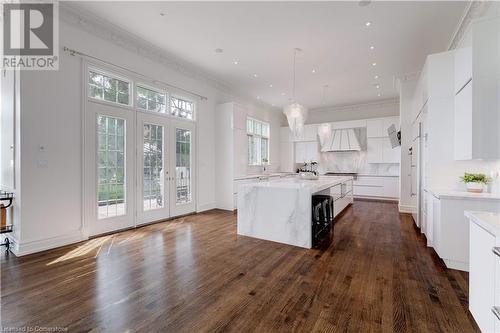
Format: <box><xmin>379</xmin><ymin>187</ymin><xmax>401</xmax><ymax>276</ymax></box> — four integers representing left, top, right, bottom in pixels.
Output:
<box><xmin>321</xmin><ymin>128</ymin><xmax>361</xmax><ymax>152</ymax></box>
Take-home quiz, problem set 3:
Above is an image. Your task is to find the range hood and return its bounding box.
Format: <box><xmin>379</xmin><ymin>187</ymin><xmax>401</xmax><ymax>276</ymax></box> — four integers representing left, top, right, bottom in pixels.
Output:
<box><xmin>321</xmin><ymin>128</ymin><xmax>361</xmax><ymax>152</ymax></box>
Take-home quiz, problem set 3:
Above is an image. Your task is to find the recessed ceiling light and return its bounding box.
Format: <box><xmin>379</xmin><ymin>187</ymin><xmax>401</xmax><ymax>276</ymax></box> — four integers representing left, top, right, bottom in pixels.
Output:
<box><xmin>365</xmin><ymin>21</ymin><xmax>372</xmax><ymax>27</ymax></box>
<box><xmin>215</xmin><ymin>48</ymin><xmax>223</xmax><ymax>54</ymax></box>
<box><xmin>377</xmin><ymin>93</ymin><xmax>381</xmax><ymax>97</ymax></box>
<box><xmin>372</xmin><ymin>62</ymin><xmax>377</xmax><ymax>66</ymax></box>
<box><xmin>375</xmin><ymin>84</ymin><xmax>380</xmax><ymax>89</ymax></box>
<box><xmin>281</xmin><ymin>92</ymin><xmax>286</xmax><ymax>96</ymax></box>
<box><xmin>253</xmin><ymin>73</ymin><xmax>258</xmax><ymax>78</ymax></box>
<box><xmin>374</xmin><ymin>75</ymin><xmax>379</xmax><ymax>79</ymax></box>
<box><xmin>311</xmin><ymin>69</ymin><xmax>316</xmax><ymax>74</ymax></box>
<box><xmin>269</xmin><ymin>84</ymin><xmax>273</xmax><ymax>88</ymax></box>
<box><xmin>370</xmin><ymin>46</ymin><xmax>375</xmax><ymax>50</ymax></box>
<box><xmin>233</xmin><ymin>60</ymin><xmax>239</xmax><ymax>65</ymax></box>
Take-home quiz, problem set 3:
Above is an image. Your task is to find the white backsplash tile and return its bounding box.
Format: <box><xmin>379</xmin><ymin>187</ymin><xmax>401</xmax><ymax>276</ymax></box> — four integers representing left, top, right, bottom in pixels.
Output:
<box><xmin>317</xmin><ymin>151</ymin><xmax>399</xmax><ymax>176</ymax></box>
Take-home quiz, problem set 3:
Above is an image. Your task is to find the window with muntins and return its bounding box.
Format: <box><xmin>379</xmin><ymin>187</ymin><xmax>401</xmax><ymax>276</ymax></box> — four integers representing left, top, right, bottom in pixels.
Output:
<box><xmin>170</xmin><ymin>96</ymin><xmax>194</xmax><ymax>120</ymax></box>
<box><xmin>137</xmin><ymin>86</ymin><xmax>166</xmax><ymax>113</ymax></box>
<box><xmin>89</xmin><ymin>70</ymin><xmax>130</xmax><ymax>106</ymax></box>
<box><xmin>247</xmin><ymin>118</ymin><xmax>270</xmax><ymax>166</ymax></box>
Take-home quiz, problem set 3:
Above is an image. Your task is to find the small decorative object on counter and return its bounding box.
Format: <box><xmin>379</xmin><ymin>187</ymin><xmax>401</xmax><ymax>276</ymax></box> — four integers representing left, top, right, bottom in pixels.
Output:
<box><xmin>297</xmin><ymin>162</ymin><xmax>319</xmax><ymax>180</ymax></box>
<box><xmin>460</xmin><ymin>172</ymin><xmax>490</xmax><ymax>193</ymax></box>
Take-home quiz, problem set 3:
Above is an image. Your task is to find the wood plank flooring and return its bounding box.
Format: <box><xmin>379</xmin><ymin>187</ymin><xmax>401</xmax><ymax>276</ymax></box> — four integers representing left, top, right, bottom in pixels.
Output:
<box><xmin>1</xmin><ymin>200</ymin><xmax>479</xmax><ymax>332</ymax></box>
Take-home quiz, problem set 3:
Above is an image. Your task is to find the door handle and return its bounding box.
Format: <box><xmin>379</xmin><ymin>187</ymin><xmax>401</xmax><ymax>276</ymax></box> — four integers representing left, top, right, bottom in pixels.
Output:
<box><xmin>493</xmin><ymin>247</ymin><xmax>500</xmax><ymax>258</ymax></box>
<box><xmin>492</xmin><ymin>306</ymin><xmax>500</xmax><ymax>321</ymax></box>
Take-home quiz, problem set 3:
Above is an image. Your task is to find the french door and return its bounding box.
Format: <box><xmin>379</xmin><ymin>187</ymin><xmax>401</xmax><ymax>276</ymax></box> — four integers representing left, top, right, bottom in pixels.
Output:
<box><xmin>85</xmin><ymin>102</ymin><xmax>135</xmax><ymax>236</ymax></box>
<box><xmin>86</xmin><ymin>104</ymin><xmax>196</xmax><ymax>236</ymax></box>
<box><xmin>169</xmin><ymin>119</ymin><xmax>196</xmax><ymax>216</ymax></box>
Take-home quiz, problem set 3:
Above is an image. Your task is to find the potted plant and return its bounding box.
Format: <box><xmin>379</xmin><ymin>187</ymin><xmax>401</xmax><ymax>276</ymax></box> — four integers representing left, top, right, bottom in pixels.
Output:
<box><xmin>297</xmin><ymin>161</ymin><xmax>319</xmax><ymax>180</ymax></box>
<box><xmin>460</xmin><ymin>172</ymin><xmax>490</xmax><ymax>193</ymax></box>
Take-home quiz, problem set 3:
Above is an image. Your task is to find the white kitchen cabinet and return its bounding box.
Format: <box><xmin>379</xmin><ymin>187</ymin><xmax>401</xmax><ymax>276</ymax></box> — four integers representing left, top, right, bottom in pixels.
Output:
<box><xmin>454</xmin><ymin>47</ymin><xmax>472</xmax><ymax>94</ymax></box>
<box><xmin>453</xmin><ymin>17</ymin><xmax>500</xmax><ymax>160</ymax></box>
<box><xmin>454</xmin><ymin>81</ymin><xmax>472</xmax><ymax>160</ymax></box>
<box><xmin>352</xmin><ymin>176</ymin><xmax>399</xmax><ymax>200</ymax></box>
<box><xmin>367</xmin><ymin>118</ymin><xmax>384</xmax><ymax>138</ymax></box>
<box><xmin>291</xmin><ymin>124</ymin><xmax>318</xmax><ymax>142</ymax></box>
<box><xmin>367</xmin><ymin>138</ymin><xmax>384</xmax><ymax>163</ymax></box>
<box><xmin>382</xmin><ymin>139</ymin><xmax>400</xmax><ymax>164</ymax></box>
<box><xmin>469</xmin><ymin>221</ymin><xmax>496</xmax><ymax>333</ymax></box>
<box><xmin>429</xmin><ymin>193</ymin><xmax>500</xmax><ymax>271</ymax></box>
<box><xmin>294</xmin><ymin>141</ymin><xmax>318</xmax><ymax>164</ymax></box>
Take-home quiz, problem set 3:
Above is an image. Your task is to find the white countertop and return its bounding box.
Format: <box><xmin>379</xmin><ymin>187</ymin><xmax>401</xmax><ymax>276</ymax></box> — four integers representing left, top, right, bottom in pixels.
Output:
<box><xmin>239</xmin><ymin>176</ymin><xmax>352</xmax><ymax>194</ymax></box>
<box><xmin>465</xmin><ymin>211</ymin><xmax>500</xmax><ymax>237</ymax></box>
<box><xmin>234</xmin><ymin>173</ymin><xmax>296</xmax><ymax>181</ymax></box>
<box><xmin>427</xmin><ymin>188</ymin><xmax>500</xmax><ymax>201</ymax></box>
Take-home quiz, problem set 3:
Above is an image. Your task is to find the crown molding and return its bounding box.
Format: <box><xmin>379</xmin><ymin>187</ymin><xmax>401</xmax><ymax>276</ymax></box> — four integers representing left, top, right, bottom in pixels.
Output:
<box><xmin>310</xmin><ymin>98</ymin><xmax>399</xmax><ymax>114</ymax></box>
<box><xmin>448</xmin><ymin>0</ymin><xmax>494</xmax><ymax>50</ymax></box>
<box><xmin>59</xmin><ymin>3</ymin><xmax>272</xmax><ymax>110</ymax></box>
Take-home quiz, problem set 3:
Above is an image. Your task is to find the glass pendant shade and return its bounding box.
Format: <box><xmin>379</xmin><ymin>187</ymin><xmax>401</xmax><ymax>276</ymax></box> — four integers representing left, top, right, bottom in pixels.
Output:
<box><xmin>283</xmin><ymin>103</ymin><xmax>308</xmax><ymax>137</ymax></box>
<box><xmin>317</xmin><ymin>123</ymin><xmax>332</xmax><ymax>146</ymax></box>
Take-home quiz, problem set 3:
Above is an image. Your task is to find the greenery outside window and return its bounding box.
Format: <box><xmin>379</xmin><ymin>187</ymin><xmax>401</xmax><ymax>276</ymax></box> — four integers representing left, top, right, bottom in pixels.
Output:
<box><xmin>171</xmin><ymin>96</ymin><xmax>194</xmax><ymax>120</ymax></box>
<box><xmin>247</xmin><ymin>118</ymin><xmax>270</xmax><ymax>166</ymax></box>
<box><xmin>137</xmin><ymin>85</ymin><xmax>166</xmax><ymax>113</ymax></box>
<box><xmin>89</xmin><ymin>70</ymin><xmax>130</xmax><ymax>106</ymax></box>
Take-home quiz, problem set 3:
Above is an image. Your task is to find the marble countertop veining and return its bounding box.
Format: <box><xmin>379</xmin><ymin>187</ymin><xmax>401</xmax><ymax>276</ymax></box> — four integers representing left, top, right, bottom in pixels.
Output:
<box><xmin>427</xmin><ymin>188</ymin><xmax>500</xmax><ymax>201</ymax></box>
<box><xmin>234</xmin><ymin>173</ymin><xmax>296</xmax><ymax>181</ymax></box>
<box><xmin>465</xmin><ymin>211</ymin><xmax>500</xmax><ymax>237</ymax></box>
<box><xmin>238</xmin><ymin>176</ymin><xmax>352</xmax><ymax>194</ymax></box>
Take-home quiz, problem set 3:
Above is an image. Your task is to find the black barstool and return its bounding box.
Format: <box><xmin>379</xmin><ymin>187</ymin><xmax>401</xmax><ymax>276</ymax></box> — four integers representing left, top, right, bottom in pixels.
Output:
<box><xmin>312</xmin><ymin>195</ymin><xmax>334</xmax><ymax>247</ymax></box>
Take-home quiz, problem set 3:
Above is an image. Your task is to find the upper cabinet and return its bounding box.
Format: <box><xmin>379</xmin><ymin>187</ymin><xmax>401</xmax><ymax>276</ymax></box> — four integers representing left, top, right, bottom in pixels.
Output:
<box><xmin>366</xmin><ymin>116</ymin><xmax>400</xmax><ymax>164</ymax></box>
<box><xmin>454</xmin><ymin>16</ymin><xmax>500</xmax><ymax>160</ymax></box>
<box><xmin>291</xmin><ymin>124</ymin><xmax>318</xmax><ymax>142</ymax></box>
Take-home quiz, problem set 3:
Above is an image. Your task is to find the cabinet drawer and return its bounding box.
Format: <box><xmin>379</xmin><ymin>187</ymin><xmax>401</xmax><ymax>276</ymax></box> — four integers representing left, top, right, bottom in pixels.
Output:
<box><xmin>353</xmin><ymin>176</ymin><xmax>383</xmax><ymax>187</ymax></box>
<box><xmin>353</xmin><ymin>185</ymin><xmax>383</xmax><ymax>197</ymax></box>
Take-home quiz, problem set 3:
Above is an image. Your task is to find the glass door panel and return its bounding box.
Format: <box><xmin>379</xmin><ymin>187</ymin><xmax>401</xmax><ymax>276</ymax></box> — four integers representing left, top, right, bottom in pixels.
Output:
<box><xmin>170</xmin><ymin>120</ymin><xmax>196</xmax><ymax>216</ymax></box>
<box><xmin>137</xmin><ymin>112</ymin><xmax>170</xmax><ymax>225</ymax></box>
<box><xmin>85</xmin><ymin>101</ymin><xmax>134</xmax><ymax>236</ymax></box>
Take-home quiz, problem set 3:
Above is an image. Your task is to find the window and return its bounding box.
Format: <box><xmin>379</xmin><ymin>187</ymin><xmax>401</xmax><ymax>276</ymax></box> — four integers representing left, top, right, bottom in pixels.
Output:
<box><xmin>175</xmin><ymin>128</ymin><xmax>192</xmax><ymax>204</ymax></box>
<box><xmin>143</xmin><ymin>123</ymin><xmax>164</xmax><ymax>211</ymax></box>
<box><xmin>137</xmin><ymin>86</ymin><xmax>166</xmax><ymax>113</ymax></box>
<box><xmin>89</xmin><ymin>70</ymin><xmax>130</xmax><ymax>106</ymax></box>
<box><xmin>247</xmin><ymin>118</ymin><xmax>270</xmax><ymax>166</ymax></box>
<box><xmin>170</xmin><ymin>96</ymin><xmax>194</xmax><ymax>120</ymax></box>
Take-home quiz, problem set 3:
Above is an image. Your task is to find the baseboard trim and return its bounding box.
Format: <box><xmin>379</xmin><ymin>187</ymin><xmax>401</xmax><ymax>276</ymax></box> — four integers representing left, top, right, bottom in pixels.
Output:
<box><xmin>443</xmin><ymin>258</ymin><xmax>469</xmax><ymax>272</ymax></box>
<box><xmin>399</xmin><ymin>204</ymin><xmax>416</xmax><ymax>214</ymax></box>
<box><xmin>197</xmin><ymin>201</ymin><xmax>217</xmax><ymax>212</ymax></box>
<box><xmin>9</xmin><ymin>231</ymin><xmax>87</xmax><ymax>257</ymax></box>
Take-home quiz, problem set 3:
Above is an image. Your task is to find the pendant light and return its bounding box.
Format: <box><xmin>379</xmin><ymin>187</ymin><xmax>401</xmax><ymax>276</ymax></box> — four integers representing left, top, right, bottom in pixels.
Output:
<box><xmin>283</xmin><ymin>48</ymin><xmax>308</xmax><ymax>138</ymax></box>
<box><xmin>317</xmin><ymin>85</ymin><xmax>331</xmax><ymax>146</ymax></box>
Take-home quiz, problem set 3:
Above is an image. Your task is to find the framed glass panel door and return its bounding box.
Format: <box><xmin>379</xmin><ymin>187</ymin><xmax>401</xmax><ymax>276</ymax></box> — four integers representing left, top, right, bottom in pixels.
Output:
<box><xmin>170</xmin><ymin>119</ymin><xmax>196</xmax><ymax>216</ymax></box>
<box><xmin>136</xmin><ymin>112</ymin><xmax>170</xmax><ymax>225</ymax></box>
<box><xmin>85</xmin><ymin>102</ymin><xmax>135</xmax><ymax>236</ymax></box>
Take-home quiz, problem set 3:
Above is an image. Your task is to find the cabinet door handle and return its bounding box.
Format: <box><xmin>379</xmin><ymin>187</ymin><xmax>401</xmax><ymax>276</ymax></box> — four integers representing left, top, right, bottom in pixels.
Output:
<box><xmin>492</xmin><ymin>306</ymin><xmax>500</xmax><ymax>321</ymax></box>
<box><xmin>493</xmin><ymin>247</ymin><xmax>500</xmax><ymax>258</ymax></box>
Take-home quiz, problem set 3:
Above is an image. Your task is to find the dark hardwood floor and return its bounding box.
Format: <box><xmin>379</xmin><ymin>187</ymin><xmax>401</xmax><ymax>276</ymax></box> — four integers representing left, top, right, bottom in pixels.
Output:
<box><xmin>1</xmin><ymin>200</ymin><xmax>479</xmax><ymax>332</ymax></box>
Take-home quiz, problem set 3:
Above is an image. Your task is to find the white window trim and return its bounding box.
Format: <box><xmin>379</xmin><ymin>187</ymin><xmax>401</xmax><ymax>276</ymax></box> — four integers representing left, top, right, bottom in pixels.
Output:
<box><xmin>247</xmin><ymin>117</ymin><xmax>270</xmax><ymax>166</ymax></box>
<box><xmin>87</xmin><ymin>66</ymin><xmax>134</xmax><ymax>109</ymax></box>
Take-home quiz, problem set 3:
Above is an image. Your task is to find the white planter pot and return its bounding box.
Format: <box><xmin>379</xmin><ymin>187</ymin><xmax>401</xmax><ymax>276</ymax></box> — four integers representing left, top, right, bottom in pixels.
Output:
<box><xmin>465</xmin><ymin>182</ymin><xmax>484</xmax><ymax>193</ymax></box>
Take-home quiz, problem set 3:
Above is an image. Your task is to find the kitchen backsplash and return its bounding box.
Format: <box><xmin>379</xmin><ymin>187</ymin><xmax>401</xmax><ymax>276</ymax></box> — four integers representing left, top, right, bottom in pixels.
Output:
<box><xmin>317</xmin><ymin>150</ymin><xmax>399</xmax><ymax>176</ymax></box>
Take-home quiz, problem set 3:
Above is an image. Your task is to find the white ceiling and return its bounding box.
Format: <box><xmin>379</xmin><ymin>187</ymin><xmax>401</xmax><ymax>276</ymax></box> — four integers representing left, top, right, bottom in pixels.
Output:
<box><xmin>70</xmin><ymin>1</ymin><xmax>467</xmax><ymax>109</ymax></box>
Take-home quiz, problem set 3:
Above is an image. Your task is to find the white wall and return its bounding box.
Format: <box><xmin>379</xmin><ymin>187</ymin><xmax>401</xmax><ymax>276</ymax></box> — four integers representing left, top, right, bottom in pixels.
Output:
<box><xmin>304</xmin><ymin>99</ymin><xmax>399</xmax><ymax>125</ymax></box>
<box><xmin>10</xmin><ymin>10</ymin><xmax>272</xmax><ymax>255</ymax></box>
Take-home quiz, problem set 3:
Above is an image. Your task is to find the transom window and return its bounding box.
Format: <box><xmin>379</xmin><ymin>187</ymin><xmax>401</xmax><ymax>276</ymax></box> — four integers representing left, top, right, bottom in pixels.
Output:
<box><xmin>247</xmin><ymin>118</ymin><xmax>270</xmax><ymax>166</ymax></box>
<box><xmin>137</xmin><ymin>86</ymin><xmax>166</xmax><ymax>113</ymax></box>
<box><xmin>87</xmin><ymin>68</ymin><xmax>196</xmax><ymax>120</ymax></box>
<box><xmin>171</xmin><ymin>96</ymin><xmax>194</xmax><ymax>120</ymax></box>
<box><xmin>89</xmin><ymin>70</ymin><xmax>130</xmax><ymax>106</ymax></box>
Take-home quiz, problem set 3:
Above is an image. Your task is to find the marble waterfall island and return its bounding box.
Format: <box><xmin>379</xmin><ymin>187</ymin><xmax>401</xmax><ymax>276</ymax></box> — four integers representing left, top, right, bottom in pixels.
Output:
<box><xmin>237</xmin><ymin>176</ymin><xmax>353</xmax><ymax>248</ymax></box>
